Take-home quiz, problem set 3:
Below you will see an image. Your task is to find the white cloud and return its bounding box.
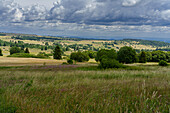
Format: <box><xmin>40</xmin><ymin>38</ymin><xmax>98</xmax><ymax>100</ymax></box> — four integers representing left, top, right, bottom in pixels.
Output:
<box><xmin>161</xmin><ymin>10</ymin><xmax>170</xmax><ymax>20</ymax></box>
<box><xmin>122</xmin><ymin>0</ymin><xmax>141</xmax><ymax>7</ymax></box>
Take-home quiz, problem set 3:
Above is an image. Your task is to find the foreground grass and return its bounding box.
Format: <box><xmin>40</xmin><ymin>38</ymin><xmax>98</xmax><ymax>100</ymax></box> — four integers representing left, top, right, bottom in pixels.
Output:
<box><xmin>0</xmin><ymin>64</ymin><xmax>169</xmax><ymax>112</ymax></box>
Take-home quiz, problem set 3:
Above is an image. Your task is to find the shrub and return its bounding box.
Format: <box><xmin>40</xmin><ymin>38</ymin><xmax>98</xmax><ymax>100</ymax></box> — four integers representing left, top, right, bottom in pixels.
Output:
<box><xmin>159</xmin><ymin>60</ymin><xmax>168</xmax><ymax>66</ymax></box>
<box><xmin>67</xmin><ymin>59</ymin><xmax>73</xmax><ymax>64</ymax></box>
<box><xmin>99</xmin><ymin>58</ymin><xmax>124</xmax><ymax>69</ymax></box>
<box><xmin>117</xmin><ymin>46</ymin><xmax>137</xmax><ymax>64</ymax></box>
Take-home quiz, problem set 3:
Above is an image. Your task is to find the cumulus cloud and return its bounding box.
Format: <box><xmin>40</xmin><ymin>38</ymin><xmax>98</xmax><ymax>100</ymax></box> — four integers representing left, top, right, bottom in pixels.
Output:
<box><xmin>161</xmin><ymin>10</ymin><xmax>170</xmax><ymax>20</ymax></box>
<box><xmin>46</xmin><ymin>0</ymin><xmax>170</xmax><ymax>26</ymax></box>
<box><xmin>1</xmin><ymin>0</ymin><xmax>170</xmax><ymax>25</ymax></box>
<box><xmin>0</xmin><ymin>0</ymin><xmax>170</xmax><ymax>41</ymax></box>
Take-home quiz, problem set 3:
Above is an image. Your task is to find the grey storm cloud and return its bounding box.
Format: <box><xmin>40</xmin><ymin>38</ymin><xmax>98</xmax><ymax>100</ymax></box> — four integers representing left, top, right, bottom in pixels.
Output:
<box><xmin>0</xmin><ymin>0</ymin><xmax>170</xmax><ymax>26</ymax></box>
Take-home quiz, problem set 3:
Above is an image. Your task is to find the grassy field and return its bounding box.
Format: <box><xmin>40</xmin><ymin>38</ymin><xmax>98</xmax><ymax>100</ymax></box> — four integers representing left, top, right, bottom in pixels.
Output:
<box><xmin>0</xmin><ymin>61</ymin><xmax>169</xmax><ymax>112</ymax></box>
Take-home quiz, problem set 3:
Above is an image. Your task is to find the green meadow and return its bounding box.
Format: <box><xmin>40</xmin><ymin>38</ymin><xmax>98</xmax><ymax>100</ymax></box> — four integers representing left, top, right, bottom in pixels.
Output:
<box><xmin>0</xmin><ymin>63</ymin><xmax>169</xmax><ymax>113</ymax></box>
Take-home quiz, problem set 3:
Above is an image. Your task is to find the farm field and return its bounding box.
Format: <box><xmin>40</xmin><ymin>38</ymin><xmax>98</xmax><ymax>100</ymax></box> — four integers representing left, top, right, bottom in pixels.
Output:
<box><xmin>0</xmin><ymin>60</ymin><xmax>169</xmax><ymax>112</ymax></box>
<box><xmin>0</xmin><ymin>57</ymin><xmax>66</xmax><ymax>66</ymax></box>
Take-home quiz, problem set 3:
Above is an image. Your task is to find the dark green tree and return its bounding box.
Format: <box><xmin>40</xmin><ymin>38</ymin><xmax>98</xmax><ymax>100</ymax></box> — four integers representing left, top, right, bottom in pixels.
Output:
<box><xmin>139</xmin><ymin>51</ymin><xmax>147</xmax><ymax>63</ymax></box>
<box><xmin>151</xmin><ymin>51</ymin><xmax>167</xmax><ymax>62</ymax></box>
<box><xmin>53</xmin><ymin>45</ymin><xmax>62</xmax><ymax>59</ymax></box>
<box><xmin>95</xmin><ymin>49</ymin><xmax>117</xmax><ymax>62</ymax></box>
<box><xmin>45</xmin><ymin>46</ymin><xmax>48</xmax><ymax>51</ymax></box>
<box><xmin>117</xmin><ymin>46</ymin><xmax>137</xmax><ymax>64</ymax></box>
<box><xmin>146</xmin><ymin>52</ymin><xmax>152</xmax><ymax>62</ymax></box>
<box><xmin>0</xmin><ymin>48</ymin><xmax>3</xmax><ymax>56</ymax></box>
<box><xmin>25</xmin><ymin>48</ymin><xmax>30</xmax><ymax>53</ymax></box>
<box><xmin>70</xmin><ymin>51</ymin><xmax>89</xmax><ymax>62</ymax></box>
<box><xmin>10</xmin><ymin>47</ymin><xmax>21</xmax><ymax>55</ymax></box>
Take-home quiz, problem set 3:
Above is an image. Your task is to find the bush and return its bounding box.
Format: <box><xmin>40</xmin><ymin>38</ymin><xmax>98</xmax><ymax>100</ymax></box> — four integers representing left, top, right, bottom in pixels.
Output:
<box><xmin>159</xmin><ymin>60</ymin><xmax>168</xmax><ymax>66</ymax></box>
<box><xmin>67</xmin><ymin>59</ymin><xmax>73</xmax><ymax>64</ymax></box>
<box><xmin>99</xmin><ymin>58</ymin><xmax>124</xmax><ymax>69</ymax></box>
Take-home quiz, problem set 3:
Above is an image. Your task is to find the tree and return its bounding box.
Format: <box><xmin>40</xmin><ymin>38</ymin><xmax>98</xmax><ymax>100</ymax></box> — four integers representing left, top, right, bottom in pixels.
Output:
<box><xmin>70</xmin><ymin>51</ymin><xmax>89</xmax><ymax>62</ymax></box>
<box><xmin>0</xmin><ymin>48</ymin><xmax>3</xmax><ymax>56</ymax></box>
<box><xmin>151</xmin><ymin>51</ymin><xmax>167</xmax><ymax>62</ymax></box>
<box><xmin>45</xmin><ymin>46</ymin><xmax>48</xmax><ymax>51</ymax></box>
<box><xmin>83</xmin><ymin>50</ymin><xmax>96</xmax><ymax>59</ymax></box>
<box><xmin>25</xmin><ymin>48</ymin><xmax>30</xmax><ymax>53</ymax></box>
<box><xmin>10</xmin><ymin>47</ymin><xmax>21</xmax><ymax>55</ymax></box>
<box><xmin>139</xmin><ymin>51</ymin><xmax>147</xmax><ymax>63</ymax></box>
<box><xmin>146</xmin><ymin>52</ymin><xmax>152</xmax><ymax>62</ymax></box>
<box><xmin>53</xmin><ymin>45</ymin><xmax>62</xmax><ymax>59</ymax></box>
<box><xmin>95</xmin><ymin>49</ymin><xmax>117</xmax><ymax>62</ymax></box>
<box><xmin>117</xmin><ymin>46</ymin><xmax>137</xmax><ymax>64</ymax></box>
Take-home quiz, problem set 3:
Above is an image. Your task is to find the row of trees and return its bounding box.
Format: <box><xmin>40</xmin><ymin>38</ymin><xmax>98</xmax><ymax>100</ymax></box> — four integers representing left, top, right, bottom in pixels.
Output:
<box><xmin>0</xmin><ymin>39</ymin><xmax>53</xmax><ymax>50</ymax></box>
<box><xmin>53</xmin><ymin>45</ymin><xmax>170</xmax><ymax>63</ymax></box>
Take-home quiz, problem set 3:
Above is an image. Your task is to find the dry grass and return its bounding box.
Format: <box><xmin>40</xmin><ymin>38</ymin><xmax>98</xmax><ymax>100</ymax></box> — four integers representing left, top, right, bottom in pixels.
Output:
<box><xmin>0</xmin><ymin>57</ymin><xmax>66</xmax><ymax>66</ymax></box>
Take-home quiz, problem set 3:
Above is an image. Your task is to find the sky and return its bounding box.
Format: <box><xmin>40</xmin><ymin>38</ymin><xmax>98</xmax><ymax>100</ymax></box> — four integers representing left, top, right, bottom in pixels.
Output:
<box><xmin>0</xmin><ymin>0</ymin><xmax>170</xmax><ymax>42</ymax></box>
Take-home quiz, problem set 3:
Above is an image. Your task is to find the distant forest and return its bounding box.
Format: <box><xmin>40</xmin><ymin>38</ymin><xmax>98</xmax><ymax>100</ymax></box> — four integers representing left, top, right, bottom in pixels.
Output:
<box><xmin>123</xmin><ymin>39</ymin><xmax>170</xmax><ymax>47</ymax></box>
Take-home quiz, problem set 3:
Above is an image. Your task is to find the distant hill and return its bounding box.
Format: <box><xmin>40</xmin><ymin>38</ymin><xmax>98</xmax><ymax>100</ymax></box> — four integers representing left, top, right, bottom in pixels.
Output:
<box><xmin>122</xmin><ymin>39</ymin><xmax>170</xmax><ymax>47</ymax></box>
<box><xmin>1</xmin><ymin>32</ymin><xmax>170</xmax><ymax>55</ymax></box>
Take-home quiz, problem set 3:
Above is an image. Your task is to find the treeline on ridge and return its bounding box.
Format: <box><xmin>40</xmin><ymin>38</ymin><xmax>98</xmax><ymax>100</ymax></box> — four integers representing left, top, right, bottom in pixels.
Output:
<box><xmin>123</xmin><ymin>39</ymin><xmax>170</xmax><ymax>47</ymax></box>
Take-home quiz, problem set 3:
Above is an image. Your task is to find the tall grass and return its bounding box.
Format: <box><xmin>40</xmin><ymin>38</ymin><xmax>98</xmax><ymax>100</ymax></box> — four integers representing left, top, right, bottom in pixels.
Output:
<box><xmin>0</xmin><ymin>65</ymin><xmax>169</xmax><ymax>112</ymax></box>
